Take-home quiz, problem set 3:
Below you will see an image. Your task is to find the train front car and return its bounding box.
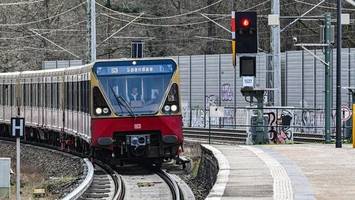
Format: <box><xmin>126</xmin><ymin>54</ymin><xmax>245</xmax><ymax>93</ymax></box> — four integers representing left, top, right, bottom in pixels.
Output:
<box><xmin>91</xmin><ymin>59</ymin><xmax>183</xmax><ymax>165</ymax></box>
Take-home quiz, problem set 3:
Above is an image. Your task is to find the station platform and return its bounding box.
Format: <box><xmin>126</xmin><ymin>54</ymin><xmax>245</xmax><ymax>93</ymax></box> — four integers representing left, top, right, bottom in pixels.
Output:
<box><xmin>204</xmin><ymin>144</ymin><xmax>355</xmax><ymax>200</ymax></box>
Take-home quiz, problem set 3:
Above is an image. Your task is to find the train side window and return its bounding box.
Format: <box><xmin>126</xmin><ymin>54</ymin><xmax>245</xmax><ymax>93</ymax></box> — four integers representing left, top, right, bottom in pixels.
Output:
<box><xmin>23</xmin><ymin>84</ymin><xmax>26</xmax><ymax>107</ymax></box>
<box><xmin>37</xmin><ymin>83</ymin><xmax>40</xmax><ymax>107</ymax></box>
<box><xmin>43</xmin><ymin>82</ymin><xmax>49</xmax><ymax>108</ymax></box>
<box><xmin>52</xmin><ymin>82</ymin><xmax>56</xmax><ymax>109</ymax></box>
<box><xmin>65</xmin><ymin>82</ymin><xmax>68</xmax><ymax>110</ymax></box>
<box><xmin>30</xmin><ymin>82</ymin><xmax>32</xmax><ymax>107</ymax></box>
<box><xmin>10</xmin><ymin>84</ymin><xmax>12</xmax><ymax>107</ymax></box>
<box><xmin>0</xmin><ymin>83</ymin><xmax>2</xmax><ymax>106</ymax></box>
<box><xmin>74</xmin><ymin>81</ymin><xmax>77</xmax><ymax>111</ymax></box>
<box><xmin>50</xmin><ymin>81</ymin><xmax>53</xmax><ymax>109</ymax></box>
<box><xmin>84</xmin><ymin>81</ymin><xmax>90</xmax><ymax>113</ymax></box>
<box><xmin>57</xmin><ymin>82</ymin><xmax>59</xmax><ymax>109</ymax></box>
<box><xmin>86</xmin><ymin>81</ymin><xmax>90</xmax><ymax>114</ymax></box>
<box><xmin>69</xmin><ymin>81</ymin><xmax>73</xmax><ymax>111</ymax></box>
<box><xmin>77</xmin><ymin>80</ymin><xmax>80</xmax><ymax>112</ymax></box>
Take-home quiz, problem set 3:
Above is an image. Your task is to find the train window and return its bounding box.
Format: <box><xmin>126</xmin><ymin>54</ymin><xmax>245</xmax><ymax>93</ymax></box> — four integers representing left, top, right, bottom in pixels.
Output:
<box><xmin>56</xmin><ymin>82</ymin><xmax>59</xmax><ymax>109</ymax></box>
<box><xmin>77</xmin><ymin>81</ymin><xmax>80</xmax><ymax>112</ymax></box>
<box><xmin>49</xmin><ymin>82</ymin><xmax>51</xmax><ymax>108</ymax></box>
<box><xmin>44</xmin><ymin>83</ymin><xmax>47</xmax><ymax>108</ymax></box>
<box><xmin>69</xmin><ymin>81</ymin><xmax>72</xmax><ymax>111</ymax></box>
<box><xmin>0</xmin><ymin>84</ymin><xmax>2</xmax><ymax>106</ymax></box>
<box><xmin>23</xmin><ymin>84</ymin><xmax>25</xmax><ymax>106</ymax></box>
<box><xmin>9</xmin><ymin>84</ymin><xmax>12</xmax><ymax>106</ymax></box>
<box><xmin>29</xmin><ymin>82</ymin><xmax>32</xmax><ymax>107</ymax></box>
<box><xmin>65</xmin><ymin>82</ymin><xmax>68</xmax><ymax>110</ymax></box>
<box><xmin>87</xmin><ymin>81</ymin><xmax>90</xmax><ymax>113</ymax></box>
<box><xmin>38</xmin><ymin>83</ymin><xmax>41</xmax><ymax>107</ymax></box>
<box><xmin>74</xmin><ymin>81</ymin><xmax>77</xmax><ymax>111</ymax></box>
<box><xmin>52</xmin><ymin>82</ymin><xmax>55</xmax><ymax>109</ymax></box>
<box><xmin>80</xmin><ymin>81</ymin><xmax>83</xmax><ymax>112</ymax></box>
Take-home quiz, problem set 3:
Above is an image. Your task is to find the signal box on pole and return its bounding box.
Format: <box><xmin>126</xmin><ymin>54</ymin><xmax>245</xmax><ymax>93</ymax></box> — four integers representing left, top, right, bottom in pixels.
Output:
<box><xmin>235</xmin><ymin>12</ymin><xmax>257</xmax><ymax>53</ymax></box>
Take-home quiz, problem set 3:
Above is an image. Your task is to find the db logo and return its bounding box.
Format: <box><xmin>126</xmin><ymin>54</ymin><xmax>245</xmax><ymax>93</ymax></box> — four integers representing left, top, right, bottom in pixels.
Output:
<box><xmin>134</xmin><ymin>124</ymin><xmax>142</xmax><ymax>129</ymax></box>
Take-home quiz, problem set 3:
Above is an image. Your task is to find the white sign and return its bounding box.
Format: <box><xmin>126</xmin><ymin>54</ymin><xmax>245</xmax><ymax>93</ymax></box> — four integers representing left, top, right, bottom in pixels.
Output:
<box><xmin>0</xmin><ymin>158</ymin><xmax>10</xmax><ymax>199</ymax></box>
<box><xmin>242</xmin><ymin>76</ymin><xmax>255</xmax><ymax>88</ymax></box>
<box><xmin>11</xmin><ymin>118</ymin><xmax>24</xmax><ymax>137</ymax></box>
<box><xmin>268</xmin><ymin>14</ymin><xmax>280</xmax><ymax>26</ymax></box>
<box><xmin>341</xmin><ymin>13</ymin><xmax>350</xmax><ymax>25</ymax></box>
<box><xmin>210</xmin><ymin>106</ymin><xmax>224</xmax><ymax>118</ymax></box>
<box><xmin>341</xmin><ymin>105</ymin><xmax>352</xmax><ymax>122</ymax></box>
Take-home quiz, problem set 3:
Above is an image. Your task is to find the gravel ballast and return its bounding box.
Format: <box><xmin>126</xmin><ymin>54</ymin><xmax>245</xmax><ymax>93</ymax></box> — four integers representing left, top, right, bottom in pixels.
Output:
<box><xmin>0</xmin><ymin>140</ymin><xmax>84</xmax><ymax>199</ymax></box>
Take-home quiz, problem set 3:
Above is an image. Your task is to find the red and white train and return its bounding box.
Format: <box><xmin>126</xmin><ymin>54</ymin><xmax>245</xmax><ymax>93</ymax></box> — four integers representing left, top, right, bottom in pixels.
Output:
<box><xmin>0</xmin><ymin>58</ymin><xmax>183</xmax><ymax>165</ymax></box>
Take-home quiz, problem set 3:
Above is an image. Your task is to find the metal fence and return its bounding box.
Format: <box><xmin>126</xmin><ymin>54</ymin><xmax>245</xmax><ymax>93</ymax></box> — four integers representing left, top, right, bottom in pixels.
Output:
<box><xmin>175</xmin><ymin>48</ymin><xmax>355</xmax><ymax>137</ymax></box>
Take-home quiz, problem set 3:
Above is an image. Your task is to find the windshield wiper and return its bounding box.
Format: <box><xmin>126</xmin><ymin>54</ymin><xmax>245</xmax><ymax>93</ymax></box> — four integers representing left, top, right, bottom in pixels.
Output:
<box><xmin>109</xmin><ymin>86</ymin><xmax>136</xmax><ymax>117</ymax></box>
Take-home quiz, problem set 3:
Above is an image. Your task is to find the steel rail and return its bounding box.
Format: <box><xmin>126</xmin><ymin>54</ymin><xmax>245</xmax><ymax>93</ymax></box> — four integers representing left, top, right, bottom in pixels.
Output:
<box><xmin>156</xmin><ymin>169</ymin><xmax>182</xmax><ymax>200</ymax></box>
<box><xmin>62</xmin><ymin>158</ymin><xmax>94</xmax><ymax>200</ymax></box>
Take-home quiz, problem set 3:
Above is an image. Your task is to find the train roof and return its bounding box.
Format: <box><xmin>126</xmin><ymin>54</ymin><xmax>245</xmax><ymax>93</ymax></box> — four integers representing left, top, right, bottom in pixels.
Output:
<box><xmin>0</xmin><ymin>57</ymin><xmax>177</xmax><ymax>79</ymax></box>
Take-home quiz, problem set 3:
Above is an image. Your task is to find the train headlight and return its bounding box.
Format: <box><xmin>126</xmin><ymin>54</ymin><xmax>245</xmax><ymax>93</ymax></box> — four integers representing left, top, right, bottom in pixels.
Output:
<box><xmin>164</xmin><ymin>105</ymin><xmax>171</xmax><ymax>112</ymax></box>
<box><xmin>95</xmin><ymin>107</ymin><xmax>103</xmax><ymax>115</ymax></box>
<box><xmin>103</xmin><ymin>107</ymin><xmax>109</xmax><ymax>114</ymax></box>
<box><xmin>171</xmin><ymin>105</ymin><xmax>178</xmax><ymax>112</ymax></box>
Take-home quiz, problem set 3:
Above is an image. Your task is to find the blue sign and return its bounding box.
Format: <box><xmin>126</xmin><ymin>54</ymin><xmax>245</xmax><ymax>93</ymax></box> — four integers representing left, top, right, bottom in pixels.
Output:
<box><xmin>95</xmin><ymin>64</ymin><xmax>173</xmax><ymax>76</ymax></box>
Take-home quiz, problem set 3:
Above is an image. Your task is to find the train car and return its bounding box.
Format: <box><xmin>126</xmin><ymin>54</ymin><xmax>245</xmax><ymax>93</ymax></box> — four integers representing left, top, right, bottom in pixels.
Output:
<box><xmin>0</xmin><ymin>58</ymin><xmax>183</xmax><ymax>165</ymax></box>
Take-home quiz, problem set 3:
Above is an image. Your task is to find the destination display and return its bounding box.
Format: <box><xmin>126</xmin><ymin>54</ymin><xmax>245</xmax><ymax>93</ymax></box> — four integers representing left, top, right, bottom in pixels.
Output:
<box><xmin>95</xmin><ymin>64</ymin><xmax>174</xmax><ymax>76</ymax></box>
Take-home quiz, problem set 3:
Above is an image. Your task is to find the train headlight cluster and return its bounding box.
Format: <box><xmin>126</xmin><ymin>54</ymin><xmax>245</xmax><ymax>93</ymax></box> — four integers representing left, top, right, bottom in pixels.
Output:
<box><xmin>163</xmin><ymin>104</ymin><xmax>178</xmax><ymax>113</ymax></box>
<box><xmin>95</xmin><ymin>107</ymin><xmax>110</xmax><ymax>115</ymax></box>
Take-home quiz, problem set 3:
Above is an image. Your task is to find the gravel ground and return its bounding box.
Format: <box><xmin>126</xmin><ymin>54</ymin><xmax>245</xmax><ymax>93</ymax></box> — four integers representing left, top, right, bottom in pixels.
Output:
<box><xmin>166</xmin><ymin>142</ymin><xmax>211</xmax><ymax>200</ymax></box>
<box><xmin>0</xmin><ymin>141</ymin><xmax>84</xmax><ymax>199</ymax></box>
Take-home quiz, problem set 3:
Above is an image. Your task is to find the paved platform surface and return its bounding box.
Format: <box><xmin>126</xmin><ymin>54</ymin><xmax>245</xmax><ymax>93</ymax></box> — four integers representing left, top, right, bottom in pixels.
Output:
<box><xmin>207</xmin><ymin>144</ymin><xmax>355</xmax><ymax>200</ymax></box>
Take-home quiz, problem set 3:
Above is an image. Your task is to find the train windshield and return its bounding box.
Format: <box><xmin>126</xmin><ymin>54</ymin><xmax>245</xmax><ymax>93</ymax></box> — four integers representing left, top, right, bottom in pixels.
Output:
<box><xmin>93</xmin><ymin>59</ymin><xmax>176</xmax><ymax>115</ymax></box>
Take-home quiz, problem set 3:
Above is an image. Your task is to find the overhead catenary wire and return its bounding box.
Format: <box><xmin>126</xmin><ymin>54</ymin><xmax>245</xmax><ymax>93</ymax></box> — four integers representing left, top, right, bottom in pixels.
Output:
<box><xmin>0</xmin><ymin>0</ymin><xmax>44</xmax><ymax>6</ymax></box>
<box><xmin>293</xmin><ymin>0</ymin><xmax>355</xmax><ymax>11</ymax></box>
<box><xmin>100</xmin><ymin>13</ymin><xmax>229</xmax><ymax>27</ymax></box>
<box><xmin>96</xmin><ymin>0</ymin><xmax>224</xmax><ymax>20</ymax></box>
<box><xmin>0</xmin><ymin>20</ymin><xmax>86</xmax><ymax>40</ymax></box>
<box><xmin>28</xmin><ymin>29</ymin><xmax>80</xmax><ymax>59</ymax></box>
<box><xmin>0</xmin><ymin>1</ymin><xmax>86</xmax><ymax>27</ymax></box>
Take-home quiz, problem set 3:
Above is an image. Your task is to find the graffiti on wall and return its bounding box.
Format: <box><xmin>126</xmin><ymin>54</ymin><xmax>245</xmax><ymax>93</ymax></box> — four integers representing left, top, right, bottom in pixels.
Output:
<box><xmin>205</xmin><ymin>95</ymin><xmax>218</xmax><ymax>108</ymax></box>
<box><xmin>222</xmin><ymin>83</ymin><xmax>233</xmax><ymax>101</ymax></box>
<box><xmin>264</xmin><ymin>110</ymin><xmax>294</xmax><ymax>144</ymax></box>
<box><xmin>292</xmin><ymin>108</ymin><xmax>337</xmax><ymax>134</ymax></box>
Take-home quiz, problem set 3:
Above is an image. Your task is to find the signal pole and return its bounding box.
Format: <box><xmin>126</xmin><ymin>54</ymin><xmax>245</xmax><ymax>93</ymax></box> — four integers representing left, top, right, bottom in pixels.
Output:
<box><xmin>271</xmin><ymin>0</ymin><xmax>281</xmax><ymax>106</ymax></box>
<box><xmin>324</xmin><ymin>13</ymin><xmax>332</xmax><ymax>143</ymax></box>
<box><xmin>87</xmin><ymin>0</ymin><xmax>96</xmax><ymax>63</ymax></box>
<box><xmin>336</xmin><ymin>0</ymin><xmax>342</xmax><ymax>148</ymax></box>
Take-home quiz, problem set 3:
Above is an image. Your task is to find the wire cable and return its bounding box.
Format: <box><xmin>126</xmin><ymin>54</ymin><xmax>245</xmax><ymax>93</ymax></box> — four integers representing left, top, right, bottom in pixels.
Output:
<box><xmin>0</xmin><ymin>0</ymin><xmax>44</xmax><ymax>6</ymax></box>
<box><xmin>100</xmin><ymin>13</ymin><xmax>228</xmax><ymax>27</ymax></box>
<box><xmin>0</xmin><ymin>20</ymin><xmax>86</xmax><ymax>40</ymax></box>
<box><xmin>0</xmin><ymin>1</ymin><xmax>85</xmax><ymax>27</ymax></box>
<box><xmin>293</xmin><ymin>0</ymin><xmax>355</xmax><ymax>11</ymax></box>
<box><xmin>96</xmin><ymin>0</ymin><xmax>224</xmax><ymax>20</ymax></box>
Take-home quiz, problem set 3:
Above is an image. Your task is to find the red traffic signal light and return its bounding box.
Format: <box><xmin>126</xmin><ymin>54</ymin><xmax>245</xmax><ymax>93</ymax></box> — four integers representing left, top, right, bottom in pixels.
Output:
<box><xmin>241</xmin><ymin>18</ymin><xmax>251</xmax><ymax>28</ymax></box>
<box><xmin>235</xmin><ymin>12</ymin><xmax>257</xmax><ymax>53</ymax></box>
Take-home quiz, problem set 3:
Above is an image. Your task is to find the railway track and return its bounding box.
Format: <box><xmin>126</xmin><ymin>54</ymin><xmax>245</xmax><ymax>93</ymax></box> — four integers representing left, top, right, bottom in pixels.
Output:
<box><xmin>118</xmin><ymin>166</ymin><xmax>193</xmax><ymax>200</ymax></box>
<box><xmin>0</xmin><ymin>137</ymin><xmax>193</xmax><ymax>200</ymax></box>
<box><xmin>183</xmin><ymin>127</ymin><xmax>334</xmax><ymax>144</ymax></box>
<box><xmin>79</xmin><ymin>161</ymin><xmax>124</xmax><ymax>200</ymax></box>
